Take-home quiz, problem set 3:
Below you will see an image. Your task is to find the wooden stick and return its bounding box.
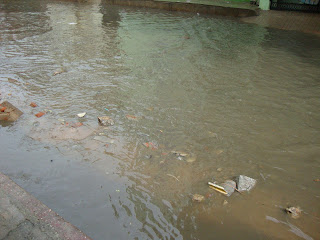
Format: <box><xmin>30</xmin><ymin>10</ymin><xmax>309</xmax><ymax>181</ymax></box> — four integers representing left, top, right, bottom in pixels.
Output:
<box><xmin>167</xmin><ymin>174</ymin><xmax>180</xmax><ymax>182</ymax></box>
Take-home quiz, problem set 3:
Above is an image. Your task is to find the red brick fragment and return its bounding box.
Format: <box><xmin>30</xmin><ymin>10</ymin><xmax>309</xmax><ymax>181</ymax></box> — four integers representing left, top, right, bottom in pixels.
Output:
<box><xmin>35</xmin><ymin>112</ymin><xmax>45</xmax><ymax>118</ymax></box>
<box><xmin>30</xmin><ymin>102</ymin><xmax>37</xmax><ymax>108</ymax></box>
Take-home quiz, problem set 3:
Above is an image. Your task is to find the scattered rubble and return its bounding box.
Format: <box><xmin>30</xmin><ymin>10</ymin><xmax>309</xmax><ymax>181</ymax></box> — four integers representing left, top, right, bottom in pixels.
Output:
<box><xmin>30</xmin><ymin>102</ymin><xmax>37</xmax><ymax>108</ymax></box>
<box><xmin>208</xmin><ymin>182</ymin><xmax>228</xmax><ymax>196</ymax></box>
<box><xmin>98</xmin><ymin>116</ymin><xmax>114</xmax><ymax>126</ymax></box>
<box><xmin>221</xmin><ymin>180</ymin><xmax>237</xmax><ymax>197</ymax></box>
<box><xmin>126</xmin><ymin>115</ymin><xmax>138</xmax><ymax>121</ymax></box>
<box><xmin>0</xmin><ymin>101</ymin><xmax>23</xmax><ymax>121</ymax></box>
<box><xmin>186</xmin><ymin>156</ymin><xmax>196</xmax><ymax>163</ymax></box>
<box><xmin>35</xmin><ymin>112</ymin><xmax>45</xmax><ymax>118</ymax></box>
<box><xmin>171</xmin><ymin>151</ymin><xmax>188</xmax><ymax>157</ymax></box>
<box><xmin>285</xmin><ymin>206</ymin><xmax>302</xmax><ymax>219</ymax></box>
<box><xmin>143</xmin><ymin>142</ymin><xmax>157</xmax><ymax>150</ymax></box>
<box><xmin>235</xmin><ymin>175</ymin><xmax>256</xmax><ymax>192</ymax></box>
<box><xmin>192</xmin><ymin>194</ymin><xmax>205</xmax><ymax>202</ymax></box>
<box><xmin>8</xmin><ymin>78</ymin><xmax>18</xmax><ymax>83</ymax></box>
<box><xmin>77</xmin><ymin>112</ymin><xmax>86</xmax><ymax>118</ymax></box>
<box><xmin>208</xmin><ymin>180</ymin><xmax>237</xmax><ymax>197</ymax></box>
<box><xmin>53</xmin><ymin>68</ymin><xmax>65</xmax><ymax>76</ymax></box>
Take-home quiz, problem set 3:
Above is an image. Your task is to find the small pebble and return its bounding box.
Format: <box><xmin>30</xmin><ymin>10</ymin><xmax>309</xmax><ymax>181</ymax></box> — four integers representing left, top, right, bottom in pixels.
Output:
<box><xmin>33</xmin><ymin>121</ymin><xmax>40</xmax><ymax>127</ymax></box>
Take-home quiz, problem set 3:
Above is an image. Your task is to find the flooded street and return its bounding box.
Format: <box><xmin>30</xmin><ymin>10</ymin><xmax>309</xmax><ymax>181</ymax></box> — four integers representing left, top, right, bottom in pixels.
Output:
<box><xmin>1</xmin><ymin>0</ymin><xmax>320</xmax><ymax>239</ymax></box>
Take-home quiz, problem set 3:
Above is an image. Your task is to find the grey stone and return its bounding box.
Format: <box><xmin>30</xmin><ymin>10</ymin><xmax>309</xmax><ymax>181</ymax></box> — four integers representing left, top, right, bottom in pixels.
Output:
<box><xmin>236</xmin><ymin>175</ymin><xmax>256</xmax><ymax>192</ymax></box>
<box><xmin>221</xmin><ymin>180</ymin><xmax>236</xmax><ymax>197</ymax></box>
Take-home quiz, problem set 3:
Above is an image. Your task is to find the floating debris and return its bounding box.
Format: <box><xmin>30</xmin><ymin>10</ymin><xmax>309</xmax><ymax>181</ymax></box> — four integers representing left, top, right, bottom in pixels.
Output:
<box><xmin>0</xmin><ymin>102</ymin><xmax>23</xmax><ymax>121</ymax></box>
<box><xmin>186</xmin><ymin>156</ymin><xmax>196</xmax><ymax>163</ymax></box>
<box><xmin>192</xmin><ymin>194</ymin><xmax>205</xmax><ymax>202</ymax></box>
<box><xmin>126</xmin><ymin>115</ymin><xmax>138</xmax><ymax>121</ymax></box>
<box><xmin>167</xmin><ymin>174</ymin><xmax>180</xmax><ymax>182</ymax></box>
<box><xmin>285</xmin><ymin>206</ymin><xmax>302</xmax><ymax>219</ymax></box>
<box><xmin>235</xmin><ymin>175</ymin><xmax>256</xmax><ymax>192</ymax></box>
<box><xmin>171</xmin><ymin>151</ymin><xmax>188</xmax><ymax>157</ymax></box>
<box><xmin>71</xmin><ymin>122</ymin><xmax>83</xmax><ymax>128</ymax></box>
<box><xmin>8</xmin><ymin>78</ymin><xmax>18</xmax><ymax>83</ymax></box>
<box><xmin>208</xmin><ymin>182</ymin><xmax>228</xmax><ymax>195</ymax></box>
<box><xmin>30</xmin><ymin>102</ymin><xmax>37</xmax><ymax>108</ymax></box>
<box><xmin>98</xmin><ymin>116</ymin><xmax>114</xmax><ymax>126</ymax></box>
<box><xmin>143</xmin><ymin>142</ymin><xmax>157</xmax><ymax>150</ymax></box>
<box><xmin>208</xmin><ymin>180</ymin><xmax>237</xmax><ymax>197</ymax></box>
<box><xmin>215</xmin><ymin>149</ymin><xmax>224</xmax><ymax>155</ymax></box>
<box><xmin>53</xmin><ymin>71</ymin><xmax>63</xmax><ymax>76</ymax></box>
<box><xmin>313</xmin><ymin>179</ymin><xmax>320</xmax><ymax>182</ymax></box>
<box><xmin>217</xmin><ymin>168</ymin><xmax>222</xmax><ymax>172</ymax></box>
<box><xmin>33</xmin><ymin>121</ymin><xmax>40</xmax><ymax>127</ymax></box>
<box><xmin>35</xmin><ymin>112</ymin><xmax>45</xmax><ymax>118</ymax></box>
<box><xmin>44</xmin><ymin>109</ymin><xmax>52</xmax><ymax>114</ymax></box>
<box><xmin>77</xmin><ymin>112</ymin><xmax>86</xmax><ymax>118</ymax></box>
<box><xmin>223</xmin><ymin>200</ymin><xmax>228</xmax><ymax>206</ymax></box>
<box><xmin>221</xmin><ymin>180</ymin><xmax>237</xmax><ymax>196</ymax></box>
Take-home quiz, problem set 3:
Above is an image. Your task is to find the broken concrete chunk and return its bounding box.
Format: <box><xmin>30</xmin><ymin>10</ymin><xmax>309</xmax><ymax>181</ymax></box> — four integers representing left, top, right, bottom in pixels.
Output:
<box><xmin>0</xmin><ymin>101</ymin><xmax>23</xmax><ymax>121</ymax></box>
<box><xmin>235</xmin><ymin>175</ymin><xmax>256</xmax><ymax>192</ymax></box>
<box><xmin>98</xmin><ymin>116</ymin><xmax>114</xmax><ymax>126</ymax></box>
<box><xmin>221</xmin><ymin>180</ymin><xmax>236</xmax><ymax>197</ymax></box>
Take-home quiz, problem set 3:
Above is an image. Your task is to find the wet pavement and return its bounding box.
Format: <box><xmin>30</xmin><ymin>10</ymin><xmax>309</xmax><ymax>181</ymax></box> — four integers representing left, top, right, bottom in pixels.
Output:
<box><xmin>0</xmin><ymin>172</ymin><xmax>91</xmax><ymax>240</ymax></box>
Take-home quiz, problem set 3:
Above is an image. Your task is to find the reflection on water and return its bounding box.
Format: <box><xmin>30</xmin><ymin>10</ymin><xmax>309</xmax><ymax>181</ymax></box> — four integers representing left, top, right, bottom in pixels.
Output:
<box><xmin>0</xmin><ymin>0</ymin><xmax>320</xmax><ymax>239</ymax></box>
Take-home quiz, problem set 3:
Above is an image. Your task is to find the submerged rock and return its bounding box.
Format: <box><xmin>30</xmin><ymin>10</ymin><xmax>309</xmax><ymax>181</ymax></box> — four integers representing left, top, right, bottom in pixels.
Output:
<box><xmin>235</xmin><ymin>175</ymin><xmax>256</xmax><ymax>192</ymax></box>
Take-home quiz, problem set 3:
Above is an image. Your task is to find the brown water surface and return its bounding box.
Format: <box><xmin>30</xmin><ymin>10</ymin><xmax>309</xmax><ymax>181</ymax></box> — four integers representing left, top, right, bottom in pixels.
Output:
<box><xmin>0</xmin><ymin>1</ymin><xmax>320</xmax><ymax>239</ymax></box>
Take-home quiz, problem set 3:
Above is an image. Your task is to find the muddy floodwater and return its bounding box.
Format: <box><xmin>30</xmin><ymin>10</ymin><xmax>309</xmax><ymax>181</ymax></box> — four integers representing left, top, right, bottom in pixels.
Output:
<box><xmin>1</xmin><ymin>0</ymin><xmax>320</xmax><ymax>239</ymax></box>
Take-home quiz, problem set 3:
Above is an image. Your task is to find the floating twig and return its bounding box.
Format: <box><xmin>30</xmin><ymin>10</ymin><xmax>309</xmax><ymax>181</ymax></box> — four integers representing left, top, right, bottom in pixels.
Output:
<box><xmin>167</xmin><ymin>174</ymin><xmax>180</xmax><ymax>182</ymax></box>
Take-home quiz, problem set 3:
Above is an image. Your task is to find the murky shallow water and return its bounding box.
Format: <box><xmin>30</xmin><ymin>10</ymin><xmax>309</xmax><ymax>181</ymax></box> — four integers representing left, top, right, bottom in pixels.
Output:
<box><xmin>1</xmin><ymin>0</ymin><xmax>320</xmax><ymax>239</ymax></box>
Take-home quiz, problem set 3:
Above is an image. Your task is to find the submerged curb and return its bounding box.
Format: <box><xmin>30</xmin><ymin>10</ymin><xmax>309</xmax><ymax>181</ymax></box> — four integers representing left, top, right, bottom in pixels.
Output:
<box><xmin>105</xmin><ymin>0</ymin><xmax>259</xmax><ymax>17</ymax></box>
<box><xmin>0</xmin><ymin>172</ymin><xmax>92</xmax><ymax>240</ymax></box>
